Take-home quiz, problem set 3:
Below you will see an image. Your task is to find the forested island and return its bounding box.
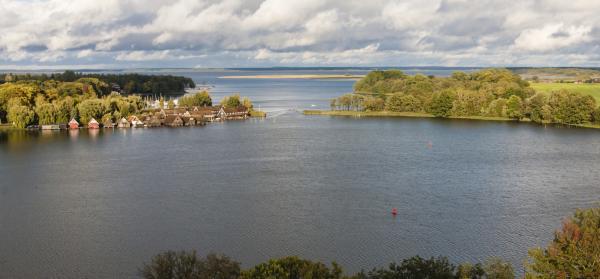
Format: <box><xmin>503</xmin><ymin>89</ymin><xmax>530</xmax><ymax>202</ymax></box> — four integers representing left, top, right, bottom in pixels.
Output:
<box><xmin>0</xmin><ymin>71</ymin><xmax>259</xmax><ymax>129</ymax></box>
<box><xmin>306</xmin><ymin>69</ymin><xmax>600</xmax><ymax>129</ymax></box>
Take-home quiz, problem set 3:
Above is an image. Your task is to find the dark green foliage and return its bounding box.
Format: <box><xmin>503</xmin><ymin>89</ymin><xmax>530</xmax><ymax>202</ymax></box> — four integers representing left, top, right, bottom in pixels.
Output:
<box><xmin>525</xmin><ymin>94</ymin><xmax>547</xmax><ymax>123</ymax></box>
<box><xmin>3</xmin><ymin>71</ymin><xmax>194</xmax><ymax>96</ymax></box>
<box><xmin>241</xmin><ymin>256</ymin><xmax>344</xmax><ymax>279</ymax></box>
<box><xmin>430</xmin><ymin>90</ymin><xmax>455</xmax><ymax>117</ymax></box>
<box><xmin>505</xmin><ymin>95</ymin><xmax>523</xmax><ymax>119</ymax></box>
<box><xmin>355</xmin><ymin>256</ymin><xmax>456</xmax><ymax>279</ymax></box>
<box><xmin>139</xmin><ymin>250</ymin><xmax>240</xmax><ymax>279</ymax></box>
<box><xmin>386</xmin><ymin>94</ymin><xmax>422</xmax><ymax>112</ymax></box>
<box><xmin>482</xmin><ymin>258</ymin><xmax>514</xmax><ymax>279</ymax></box>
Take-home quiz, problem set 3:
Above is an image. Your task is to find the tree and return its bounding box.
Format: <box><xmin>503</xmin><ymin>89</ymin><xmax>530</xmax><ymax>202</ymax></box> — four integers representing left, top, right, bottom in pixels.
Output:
<box><xmin>35</xmin><ymin>102</ymin><xmax>57</xmax><ymax>125</ymax></box>
<box><xmin>159</xmin><ymin>97</ymin><xmax>165</xmax><ymax>109</ymax></box>
<box><xmin>456</xmin><ymin>262</ymin><xmax>485</xmax><ymax>279</ymax></box>
<box><xmin>167</xmin><ymin>99</ymin><xmax>175</xmax><ymax>109</ymax></box>
<box><xmin>386</xmin><ymin>94</ymin><xmax>422</xmax><ymax>112</ymax></box>
<box><xmin>505</xmin><ymin>95</ymin><xmax>523</xmax><ymax>119</ymax></box>
<box><xmin>487</xmin><ymin>98</ymin><xmax>507</xmax><ymax>117</ymax></box>
<box><xmin>55</xmin><ymin>97</ymin><xmax>76</xmax><ymax>123</ymax></box>
<box><xmin>547</xmin><ymin>90</ymin><xmax>597</xmax><ymax>124</ymax></box>
<box><xmin>430</xmin><ymin>90</ymin><xmax>455</xmax><ymax>117</ymax></box>
<box><xmin>78</xmin><ymin>99</ymin><xmax>107</xmax><ymax>124</ymax></box>
<box><xmin>7</xmin><ymin>98</ymin><xmax>35</xmax><ymax>128</ymax></box>
<box><xmin>526</xmin><ymin>207</ymin><xmax>600</xmax><ymax>278</ymax></box>
<box><xmin>241</xmin><ymin>256</ymin><xmax>344</xmax><ymax>279</ymax></box>
<box><xmin>356</xmin><ymin>256</ymin><xmax>456</xmax><ymax>279</ymax></box>
<box><xmin>592</xmin><ymin>107</ymin><xmax>600</xmax><ymax>123</ymax></box>
<box><xmin>179</xmin><ymin>91</ymin><xmax>212</xmax><ymax>108</ymax></box>
<box><xmin>139</xmin><ymin>250</ymin><xmax>240</xmax><ymax>279</ymax></box>
<box><xmin>242</xmin><ymin>97</ymin><xmax>253</xmax><ymax>110</ymax></box>
<box><xmin>220</xmin><ymin>94</ymin><xmax>241</xmax><ymax>108</ymax></box>
<box><xmin>526</xmin><ymin>93</ymin><xmax>547</xmax><ymax>123</ymax></box>
<box><xmin>362</xmin><ymin>96</ymin><xmax>385</xmax><ymax>111</ymax></box>
<box><xmin>483</xmin><ymin>258</ymin><xmax>514</xmax><ymax>279</ymax></box>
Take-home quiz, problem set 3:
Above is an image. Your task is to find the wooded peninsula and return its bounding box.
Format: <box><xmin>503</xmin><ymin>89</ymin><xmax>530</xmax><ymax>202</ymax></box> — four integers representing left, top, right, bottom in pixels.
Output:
<box><xmin>306</xmin><ymin>68</ymin><xmax>600</xmax><ymax>129</ymax></box>
<box><xmin>0</xmin><ymin>71</ymin><xmax>260</xmax><ymax>129</ymax></box>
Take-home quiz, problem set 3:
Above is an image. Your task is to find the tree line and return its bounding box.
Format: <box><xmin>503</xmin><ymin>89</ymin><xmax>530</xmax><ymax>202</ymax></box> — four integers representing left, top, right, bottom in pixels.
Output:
<box><xmin>0</xmin><ymin>75</ymin><xmax>259</xmax><ymax>128</ymax></box>
<box><xmin>1</xmin><ymin>71</ymin><xmax>195</xmax><ymax>95</ymax></box>
<box><xmin>331</xmin><ymin>69</ymin><xmax>600</xmax><ymax>125</ymax></box>
<box><xmin>140</xmin><ymin>207</ymin><xmax>600</xmax><ymax>279</ymax></box>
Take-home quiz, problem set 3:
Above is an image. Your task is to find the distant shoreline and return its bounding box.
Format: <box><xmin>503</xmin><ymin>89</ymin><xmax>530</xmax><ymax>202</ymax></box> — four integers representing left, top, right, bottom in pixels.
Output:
<box><xmin>218</xmin><ymin>74</ymin><xmax>365</xmax><ymax>79</ymax></box>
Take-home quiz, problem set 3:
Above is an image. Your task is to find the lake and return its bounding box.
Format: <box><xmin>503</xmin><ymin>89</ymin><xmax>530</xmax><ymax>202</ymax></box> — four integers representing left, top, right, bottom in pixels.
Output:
<box><xmin>1</xmin><ymin>68</ymin><xmax>599</xmax><ymax>278</ymax></box>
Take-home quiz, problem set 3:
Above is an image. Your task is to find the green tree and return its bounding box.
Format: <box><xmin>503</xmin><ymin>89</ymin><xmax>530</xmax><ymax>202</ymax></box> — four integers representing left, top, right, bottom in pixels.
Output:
<box><xmin>220</xmin><ymin>94</ymin><xmax>242</xmax><ymax>108</ymax></box>
<box><xmin>35</xmin><ymin>102</ymin><xmax>57</xmax><ymax>125</ymax></box>
<box><xmin>548</xmin><ymin>90</ymin><xmax>596</xmax><ymax>124</ymax></box>
<box><xmin>386</xmin><ymin>94</ymin><xmax>422</xmax><ymax>112</ymax></box>
<box><xmin>356</xmin><ymin>256</ymin><xmax>456</xmax><ymax>279</ymax></box>
<box><xmin>139</xmin><ymin>250</ymin><xmax>240</xmax><ymax>279</ymax></box>
<box><xmin>362</xmin><ymin>96</ymin><xmax>385</xmax><ymax>111</ymax></box>
<box><xmin>78</xmin><ymin>99</ymin><xmax>106</xmax><ymax>124</ymax></box>
<box><xmin>526</xmin><ymin>207</ymin><xmax>600</xmax><ymax>278</ymax></box>
<box><xmin>487</xmin><ymin>98</ymin><xmax>507</xmax><ymax>117</ymax></box>
<box><xmin>167</xmin><ymin>99</ymin><xmax>175</xmax><ymax>109</ymax></box>
<box><xmin>430</xmin><ymin>90</ymin><xmax>455</xmax><ymax>117</ymax></box>
<box><xmin>505</xmin><ymin>95</ymin><xmax>523</xmax><ymax>119</ymax></box>
<box><xmin>456</xmin><ymin>262</ymin><xmax>485</xmax><ymax>279</ymax></box>
<box><xmin>159</xmin><ymin>97</ymin><xmax>165</xmax><ymax>109</ymax></box>
<box><xmin>526</xmin><ymin>93</ymin><xmax>547</xmax><ymax>123</ymax></box>
<box><xmin>242</xmin><ymin>97</ymin><xmax>253</xmax><ymax>110</ymax></box>
<box><xmin>179</xmin><ymin>91</ymin><xmax>212</xmax><ymax>108</ymax></box>
<box><xmin>7</xmin><ymin>98</ymin><xmax>35</xmax><ymax>128</ymax></box>
<box><xmin>483</xmin><ymin>258</ymin><xmax>514</xmax><ymax>279</ymax></box>
<box><xmin>241</xmin><ymin>256</ymin><xmax>344</xmax><ymax>279</ymax></box>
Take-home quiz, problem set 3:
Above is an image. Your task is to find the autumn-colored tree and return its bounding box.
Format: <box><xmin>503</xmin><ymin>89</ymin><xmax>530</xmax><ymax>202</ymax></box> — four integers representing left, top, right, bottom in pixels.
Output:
<box><xmin>526</xmin><ymin>207</ymin><xmax>600</xmax><ymax>278</ymax></box>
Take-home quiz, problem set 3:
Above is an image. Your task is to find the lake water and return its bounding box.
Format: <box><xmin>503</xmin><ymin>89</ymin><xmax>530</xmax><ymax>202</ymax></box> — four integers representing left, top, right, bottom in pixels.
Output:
<box><xmin>1</xmin><ymin>68</ymin><xmax>599</xmax><ymax>278</ymax></box>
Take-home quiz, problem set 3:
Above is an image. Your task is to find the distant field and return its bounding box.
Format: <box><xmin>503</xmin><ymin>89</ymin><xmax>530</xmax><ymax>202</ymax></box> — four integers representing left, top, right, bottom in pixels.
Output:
<box><xmin>530</xmin><ymin>83</ymin><xmax>600</xmax><ymax>101</ymax></box>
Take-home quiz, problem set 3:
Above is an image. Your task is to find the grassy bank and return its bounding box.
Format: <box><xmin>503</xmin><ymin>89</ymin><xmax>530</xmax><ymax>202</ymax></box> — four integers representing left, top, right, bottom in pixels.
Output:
<box><xmin>249</xmin><ymin>110</ymin><xmax>267</xmax><ymax>117</ymax></box>
<box><xmin>530</xmin><ymin>82</ymin><xmax>600</xmax><ymax>102</ymax></box>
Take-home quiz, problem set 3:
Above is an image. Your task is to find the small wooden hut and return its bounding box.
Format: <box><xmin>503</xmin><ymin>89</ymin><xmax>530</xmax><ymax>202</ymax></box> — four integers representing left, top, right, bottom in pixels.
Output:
<box><xmin>88</xmin><ymin>118</ymin><xmax>100</xmax><ymax>129</ymax></box>
<box><xmin>68</xmin><ymin>118</ymin><xmax>79</xmax><ymax>129</ymax></box>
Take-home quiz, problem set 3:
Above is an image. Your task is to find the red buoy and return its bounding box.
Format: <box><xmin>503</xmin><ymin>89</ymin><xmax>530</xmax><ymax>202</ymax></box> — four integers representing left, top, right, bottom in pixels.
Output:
<box><xmin>391</xmin><ymin>208</ymin><xmax>398</xmax><ymax>215</ymax></box>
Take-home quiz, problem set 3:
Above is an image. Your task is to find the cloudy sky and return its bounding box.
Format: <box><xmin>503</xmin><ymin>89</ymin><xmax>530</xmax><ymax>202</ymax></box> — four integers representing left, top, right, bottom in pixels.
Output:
<box><xmin>1</xmin><ymin>0</ymin><xmax>600</xmax><ymax>69</ymax></box>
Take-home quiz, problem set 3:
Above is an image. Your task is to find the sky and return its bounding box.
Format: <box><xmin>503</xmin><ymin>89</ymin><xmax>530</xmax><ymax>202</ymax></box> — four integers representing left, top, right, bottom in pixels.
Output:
<box><xmin>1</xmin><ymin>0</ymin><xmax>600</xmax><ymax>69</ymax></box>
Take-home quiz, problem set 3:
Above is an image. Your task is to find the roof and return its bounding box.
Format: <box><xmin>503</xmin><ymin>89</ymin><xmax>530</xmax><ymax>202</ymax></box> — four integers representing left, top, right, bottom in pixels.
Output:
<box><xmin>88</xmin><ymin>118</ymin><xmax>99</xmax><ymax>125</ymax></box>
<box><xmin>68</xmin><ymin>118</ymin><xmax>79</xmax><ymax>125</ymax></box>
<box><xmin>164</xmin><ymin>115</ymin><xmax>183</xmax><ymax>123</ymax></box>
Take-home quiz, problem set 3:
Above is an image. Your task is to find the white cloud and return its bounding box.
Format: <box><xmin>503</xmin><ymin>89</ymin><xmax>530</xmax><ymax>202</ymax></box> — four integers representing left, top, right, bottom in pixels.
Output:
<box><xmin>513</xmin><ymin>23</ymin><xmax>592</xmax><ymax>51</ymax></box>
<box><xmin>2</xmin><ymin>0</ymin><xmax>600</xmax><ymax>67</ymax></box>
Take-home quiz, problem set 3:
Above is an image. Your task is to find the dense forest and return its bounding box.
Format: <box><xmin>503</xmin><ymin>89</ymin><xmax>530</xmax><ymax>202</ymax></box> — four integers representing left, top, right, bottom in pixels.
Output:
<box><xmin>0</xmin><ymin>71</ymin><xmax>195</xmax><ymax>95</ymax></box>
<box><xmin>330</xmin><ymin>69</ymin><xmax>600</xmax><ymax>126</ymax></box>
<box><xmin>0</xmin><ymin>74</ymin><xmax>203</xmax><ymax>128</ymax></box>
<box><xmin>139</xmin><ymin>207</ymin><xmax>599</xmax><ymax>279</ymax></box>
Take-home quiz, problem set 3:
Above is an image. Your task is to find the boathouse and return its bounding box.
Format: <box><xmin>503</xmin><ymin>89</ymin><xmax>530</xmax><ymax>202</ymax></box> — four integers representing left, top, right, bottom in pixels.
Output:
<box><xmin>88</xmin><ymin>118</ymin><xmax>100</xmax><ymax>129</ymax></box>
<box><xmin>164</xmin><ymin>115</ymin><xmax>184</xmax><ymax>127</ymax></box>
<box><xmin>68</xmin><ymin>118</ymin><xmax>79</xmax><ymax>129</ymax></box>
<box><xmin>117</xmin><ymin>117</ymin><xmax>130</xmax><ymax>128</ymax></box>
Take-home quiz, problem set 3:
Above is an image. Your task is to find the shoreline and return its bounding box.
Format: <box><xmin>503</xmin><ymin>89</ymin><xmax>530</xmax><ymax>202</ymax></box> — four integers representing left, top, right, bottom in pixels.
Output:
<box><xmin>303</xmin><ymin>110</ymin><xmax>600</xmax><ymax>130</ymax></box>
<box><xmin>218</xmin><ymin>74</ymin><xmax>364</xmax><ymax>79</ymax></box>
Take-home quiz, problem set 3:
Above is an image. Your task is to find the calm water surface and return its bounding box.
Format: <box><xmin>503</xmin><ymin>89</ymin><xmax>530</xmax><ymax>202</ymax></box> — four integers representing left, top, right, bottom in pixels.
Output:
<box><xmin>1</xmin><ymin>69</ymin><xmax>599</xmax><ymax>278</ymax></box>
